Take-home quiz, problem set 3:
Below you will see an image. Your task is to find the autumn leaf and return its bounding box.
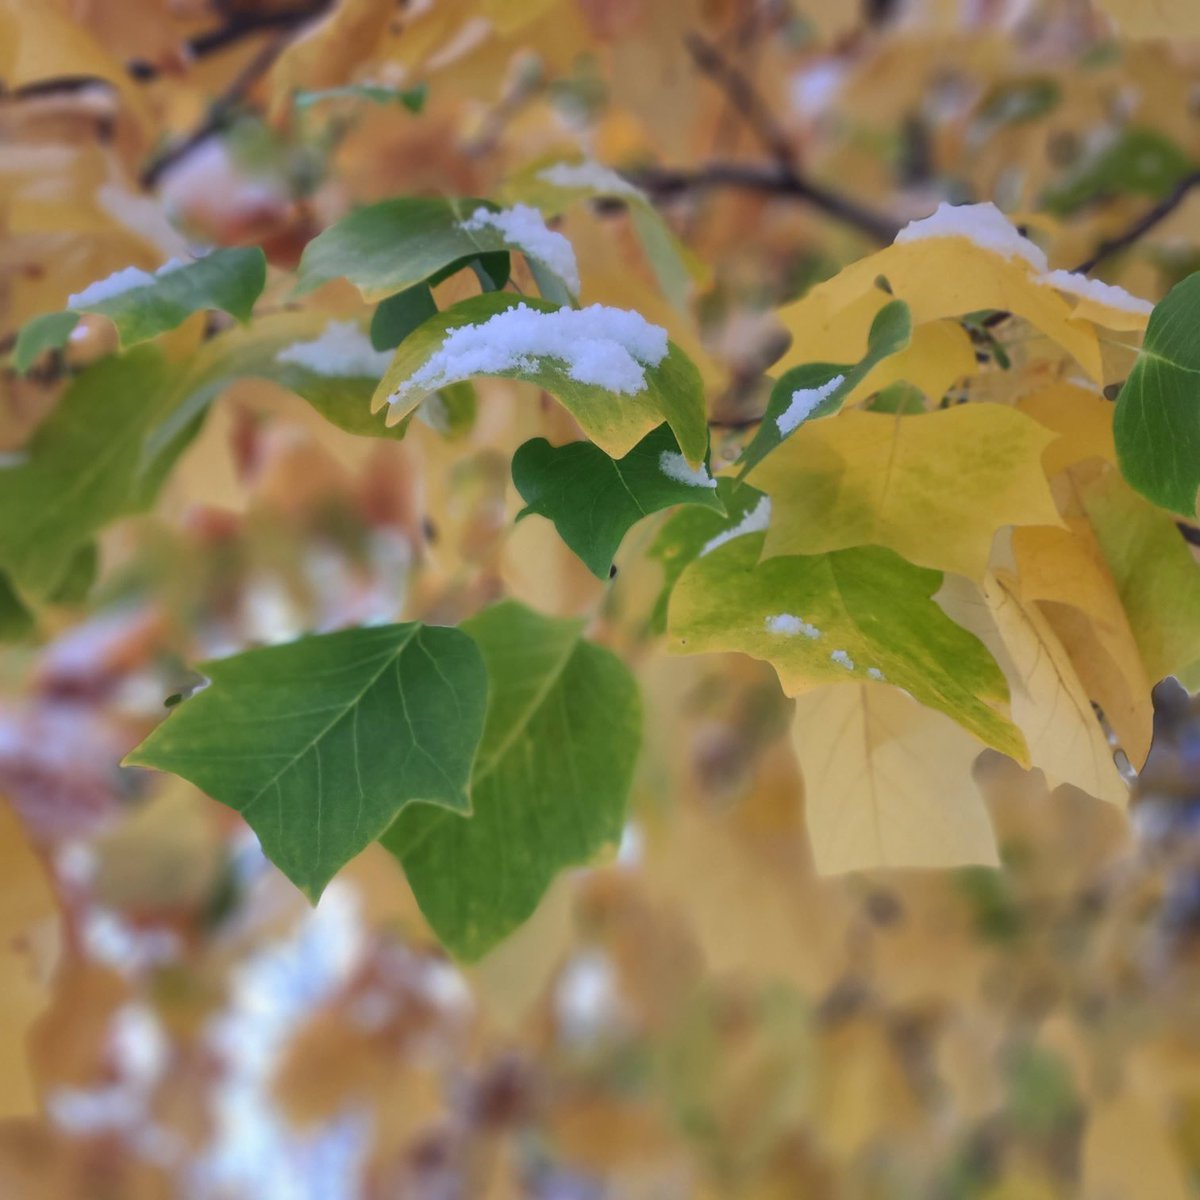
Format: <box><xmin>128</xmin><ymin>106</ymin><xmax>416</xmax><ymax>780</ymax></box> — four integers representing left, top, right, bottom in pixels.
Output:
<box><xmin>668</xmin><ymin>533</ymin><xmax>1026</xmax><ymax>760</ymax></box>
<box><xmin>792</xmin><ymin>684</ymin><xmax>998</xmax><ymax>874</ymax></box>
<box><xmin>749</xmin><ymin>405</ymin><xmax>1061</xmax><ymax>580</ymax></box>
<box><xmin>374</xmin><ymin>292</ymin><xmax>710</xmax><ymax>462</ymax></box>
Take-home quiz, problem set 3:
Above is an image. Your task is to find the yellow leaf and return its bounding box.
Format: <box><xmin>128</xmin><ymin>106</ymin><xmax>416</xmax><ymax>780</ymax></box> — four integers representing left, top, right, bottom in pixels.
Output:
<box><xmin>775</xmin><ymin>238</ymin><xmax>1104</xmax><ymax>381</ymax></box>
<box><xmin>1081</xmin><ymin>466</ymin><xmax>1200</xmax><ymax>683</ymax></box>
<box><xmin>1084</xmin><ymin>1091</ymin><xmax>1193</xmax><ymax>1200</ymax></box>
<box><xmin>938</xmin><ymin>571</ymin><xmax>1129</xmax><ymax>806</ymax></box>
<box><xmin>1018</xmin><ymin>382</ymin><xmax>1116</xmax><ymax>476</ymax></box>
<box><xmin>0</xmin><ymin>801</ymin><xmax>59</xmax><ymax>1118</ymax></box>
<box><xmin>750</xmin><ymin>405</ymin><xmax>1061</xmax><ymax>580</ymax></box>
<box><xmin>0</xmin><ymin>0</ymin><xmax>151</xmax><ymax>132</ymax></box>
<box><xmin>1012</xmin><ymin>523</ymin><xmax>1154</xmax><ymax>767</ymax></box>
<box><xmin>1093</xmin><ymin>0</ymin><xmax>1200</xmax><ymax>38</ymax></box>
<box><xmin>791</xmin><ymin>684</ymin><xmax>997</xmax><ymax>874</ymax></box>
<box><xmin>268</xmin><ymin>0</ymin><xmax>396</xmax><ymax>121</ymax></box>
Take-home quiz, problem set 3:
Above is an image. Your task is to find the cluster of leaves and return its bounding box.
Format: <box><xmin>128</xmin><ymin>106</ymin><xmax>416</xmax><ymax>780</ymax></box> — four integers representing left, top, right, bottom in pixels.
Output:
<box><xmin>4</xmin><ymin>11</ymin><xmax>1200</xmax><ymax>1183</ymax></box>
<box><xmin>5</xmin><ymin>87</ymin><xmax>1200</xmax><ymax>965</ymax></box>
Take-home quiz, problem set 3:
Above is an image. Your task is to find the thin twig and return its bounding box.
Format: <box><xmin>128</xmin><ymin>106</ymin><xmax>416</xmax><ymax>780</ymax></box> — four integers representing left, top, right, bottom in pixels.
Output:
<box><xmin>683</xmin><ymin>31</ymin><xmax>798</xmax><ymax>174</ymax></box>
<box><xmin>652</xmin><ymin>32</ymin><xmax>899</xmax><ymax>245</ymax></box>
<box><xmin>140</xmin><ymin>34</ymin><xmax>291</xmax><ymax>188</ymax></box>
<box><xmin>1074</xmin><ymin>170</ymin><xmax>1200</xmax><ymax>273</ymax></box>
<box><xmin>125</xmin><ymin>2</ymin><xmax>334</xmax><ymax>82</ymax></box>
<box><xmin>627</xmin><ymin>162</ymin><xmax>900</xmax><ymax>244</ymax></box>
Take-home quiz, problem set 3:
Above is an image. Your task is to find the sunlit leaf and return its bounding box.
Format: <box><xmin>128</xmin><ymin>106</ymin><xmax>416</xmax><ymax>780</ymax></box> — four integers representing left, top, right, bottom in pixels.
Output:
<box><xmin>750</xmin><ymin>404</ymin><xmax>1061</xmax><ymax>579</ymax></box>
<box><xmin>792</xmin><ymin>684</ymin><xmax>998</xmax><ymax>874</ymax></box>
<box><xmin>668</xmin><ymin>533</ymin><xmax>1025</xmax><ymax>759</ymax></box>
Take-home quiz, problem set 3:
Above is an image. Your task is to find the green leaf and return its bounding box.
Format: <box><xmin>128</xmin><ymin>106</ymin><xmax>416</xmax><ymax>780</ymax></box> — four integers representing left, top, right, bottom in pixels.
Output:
<box><xmin>0</xmin><ymin>315</ymin><xmax>409</xmax><ymax>597</ymax></box>
<box><xmin>1114</xmin><ymin>271</ymin><xmax>1200</xmax><ymax>515</ymax></box>
<box><xmin>381</xmin><ymin>601</ymin><xmax>641</xmax><ymax>960</ymax></box>
<box><xmin>0</xmin><ymin>573</ymin><xmax>34</xmax><ymax>642</ymax></box>
<box><xmin>502</xmin><ymin>157</ymin><xmax>701</xmax><ymax>310</ymax></box>
<box><xmin>125</xmin><ymin>623</ymin><xmax>488</xmax><ymax>901</ymax></box>
<box><xmin>1082</xmin><ymin>468</ymin><xmax>1200</xmax><ymax>681</ymax></box>
<box><xmin>667</xmin><ymin>533</ymin><xmax>1025</xmax><ymax>760</ymax></box>
<box><xmin>295</xmin><ymin>196</ymin><xmax>573</xmax><ymax>302</ymax></box>
<box><xmin>13</xmin><ymin>312</ymin><xmax>80</xmax><ymax>373</ymax></box>
<box><xmin>737</xmin><ymin>299</ymin><xmax>912</xmax><ymax>475</ymax></box>
<box><xmin>1042</xmin><ymin>128</ymin><xmax>1195</xmax><ymax>216</ymax></box>
<box><xmin>974</xmin><ymin>77</ymin><xmax>1061</xmax><ymax>131</ymax></box>
<box><xmin>0</xmin><ymin>348</ymin><xmax>174</xmax><ymax>597</ymax></box>
<box><xmin>648</xmin><ymin>480</ymin><xmax>768</xmax><ymax>631</ymax></box>
<box><xmin>14</xmin><ymin>248</ymin><xmax>267</xmax><ymax>371</ymax></box>
<box><xmin>294</xmin><ymin>83</ymin><xmax>427</xmax><ymax>113</ymax></box>
<box><xmin>512</xmin><ymin>424</ymin><xmax>724</xmax><ymax>578</ymax></box>
<box><xmin>370</xmin><ymin>283</ymin><xmax>438</xmax><ymax>351</ymax></box>
<box><xmin>374</xmin><ymin>292</ymin><xmax>709</xmax><ymax>462</ymax></box>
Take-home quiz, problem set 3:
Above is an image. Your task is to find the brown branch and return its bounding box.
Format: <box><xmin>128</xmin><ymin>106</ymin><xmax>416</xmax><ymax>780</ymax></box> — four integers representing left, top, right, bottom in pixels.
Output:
<box><xmin>139</xmin><ymin>32</ymin><xmax>293</xmax><ymax>188</ymax></box>
<box><xmin>125</xmin><ymin>2</ymin><xmax>334</xmax><ymax>82</ymax></box>
<box><xmin>1073</xmin><ymin>170</ymin><xmax>1200</xmax><ymax>273</ymax></box>
<box><xmin>656</xmin><ymin>32</ymin><xmax>899</xmax><ymax>245</ymax></box>
<box><xmin>627</xmin><ymin>162</ymin><xmax>900</xmax><ymax>244</ymax></box>
<box><xmin>683</xmin><ymin>30</ymin><xmax>798</xmax><ymax>175</ymax></box>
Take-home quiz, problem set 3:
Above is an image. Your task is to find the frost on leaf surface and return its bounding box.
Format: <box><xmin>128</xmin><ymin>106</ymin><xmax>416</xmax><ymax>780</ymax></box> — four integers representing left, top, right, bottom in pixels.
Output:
<box><xmin>776</xmin><ymin>374</ymin><xmax>845</xmax><ymax>436</ymax></box>
<box><xmin>658</xmin><ymin>451</ymin><xmax>717</xmax><ymax>489</ymax></box>
<box><xmin>765</xmin><ymin>613</ymin><xmax>821</xmax><ymax>639</ymax></box>
<box><xmin>276</xmin><ymin>320</ymin><xmax>393</xmax><ymax>378</ymax></box>
<box><xmin>701</xmin><ymin>495</ymin><xmax>772</xmax><ymax>557</ymax></box>
<box><xmin>67</xmin><ymin>257</ymin><xmax>186</xmax><ymax>308</ymax></box>
<box><xmin>385</xmin><ymin>302</ymin><xmax>669</xmax><ymax>403</ymax></box>
<box><xmin>1039</xmin><ymin>269</ymin><xmax>1154</xmax><ymax>315</ymax></box>
<box><xmin>460</xmin><ymin>204</ymin><xmax>580</xmax><ymax>295</ymax></box>
<box><xmin>895</xmin><ymin>201</ymin><xmax>1048</xmax><ymax>269</ymax></box>
<box><xmin>537</xmin><ymin>160</ymin><xmax>642</xmax><ymax>198</ymax></box>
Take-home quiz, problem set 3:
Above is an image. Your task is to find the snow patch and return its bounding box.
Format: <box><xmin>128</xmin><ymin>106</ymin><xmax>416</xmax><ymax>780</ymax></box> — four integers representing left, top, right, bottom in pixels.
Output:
<box><xmin>461</xmin><ymin>203</ymin><xmax>580</xmax><ymax>294</ymax></box>
<box><xmin>895</xmin><ymin>201</ymin><xmax>1048</xmax><ymax>271</ymax></box>
<box><xmin>791</xmin><ymin>60</ymin><xmax>846</xmax><ymax>119</ymax></box>
<box><xmin>867</xmin><ymin>666</ymin><xmax>886</xmax><ymax>681</ymax></box>
<box><xmin>765</xmin><ymin>613</ymin><xmax>821</xmax><ymax>639</ymax></box>
<box><xmin>538</xmin><ymin>160</ymin><xmax>642</xmax><ymax>199</ymax></box>
<box><xmin>276</xmin><ymin>320</ymin><xmax>393</xmax><ymax>378</ymax></box>
<box><xmin>777</xmin><ymin>374</ymin><xmax>845</xmax><ymax>436</ymax></box>
<box><xmin>67</xmin><ymin>257</ymin><xmax>189</xmax><ymax>308</ymax></box>
<box><xmin>831</xmin><ymin>649</ymin><xmax>855</xmax><ymax>671</ymax></box>
<box><xmin>659</xmin><ymin>450</ymin><xmax>716</xmax><ymax>489</ymax></box>
<box><xmin>700</xmin><ymin>495</ymin><xmax>772</xmax><ymax>557</ymax></box>
<box><xmin>387</xmin><ymin>302</ymin><xmax>668</xmax><ymax>402</ymax></box>
<box><xmin>1039</xmin><ymin>268</ymin><xmax>1154</xmax><ymax>315</ymax></box>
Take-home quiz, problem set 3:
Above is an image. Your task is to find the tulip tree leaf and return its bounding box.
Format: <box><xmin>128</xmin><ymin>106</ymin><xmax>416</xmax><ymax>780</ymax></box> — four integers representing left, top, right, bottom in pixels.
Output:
<box><xmin>125</xmin><ymin>623</ymin><xmax>488</xmax><ymax>902</ymax></box>
<box><xmin>382</xmin><ymin>600</ymin><xmax>641</xmax><ymax>961</ymax></box>
<box><xmin>511</xmin><ymin>424</ymin><xmax>725</xmax><ymax>578</ymax></box>
<box><xmin>1114</xmin><ymin>271</ymin><xmax>1200</xmax><ymax>516</ymax></box>
<box><xmin>0</xmin><ymin>348</ymin><xmax>175</xmax><ymax>597</ymax></box>
<box><xmin>14</xmin><ymin>248</ymin><xmax>266</xmax><ymax>372</ymax></box>
<box><xmin>295</xmin><ymin>195</ymin><xmax>571</xmax><ymax>301</ymax></box>
<box><xmin>668</xmin><ymin>533</ymin><xmax>1026</xmax><ymax>761</ymax></box>
<box><xmin>374</xmin><ymin>292</ymin><xmax>709</xmax><ymax>463</ymax></box>
<box><xmin>737</xmin><ymin>299</ymin><xmax>912</xmax><ymax>475</ymax></box>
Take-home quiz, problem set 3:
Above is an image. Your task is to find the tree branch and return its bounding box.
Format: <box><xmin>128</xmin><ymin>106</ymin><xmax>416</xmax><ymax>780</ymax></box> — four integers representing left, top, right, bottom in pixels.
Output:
<box><xmin>125</xmin><ymin>2</ymin><xmax>334</xmax><ymax>82</ymax></box>
<box><xmin>647</xmin><ymin>32</ymin><xmax>899</xmax><ymax>245</ymax></box>
<box><xmin>627</xmin><ymin>162</ymin><xmax>900</xmax><ymax>244</ymax></box>
<box><xmin>1073</xmin><ymin>170</ymin><xmax>1200</xmax><ymax>273</ymax></box>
